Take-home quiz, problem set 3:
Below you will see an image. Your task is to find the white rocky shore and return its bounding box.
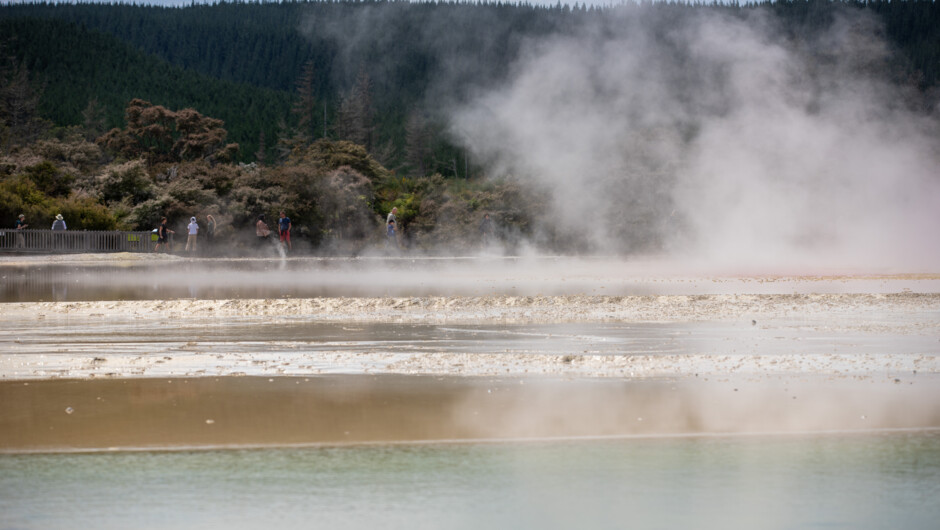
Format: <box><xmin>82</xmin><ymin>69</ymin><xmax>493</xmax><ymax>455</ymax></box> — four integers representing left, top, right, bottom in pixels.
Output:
<box><xmin>2</xmin><ymin>291</ymin><xmax>938</xmax><ymax>381</ymax></box>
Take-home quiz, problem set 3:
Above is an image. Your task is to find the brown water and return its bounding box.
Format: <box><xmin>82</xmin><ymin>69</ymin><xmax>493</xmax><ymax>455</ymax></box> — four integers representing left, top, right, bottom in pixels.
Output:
<box><xmin>2</xmin><ymin>375</ymin><xmax>939</xmax><ymax>453</ymax></box>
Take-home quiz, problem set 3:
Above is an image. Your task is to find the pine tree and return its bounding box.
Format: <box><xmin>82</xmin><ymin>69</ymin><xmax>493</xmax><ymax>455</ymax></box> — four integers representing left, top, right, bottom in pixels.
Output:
<box><xmin>81</xmin><ymin>97</ymin><xmax>108</xmax><ymax>141</ymax></box>
<box><xmin>333</xmin><ymin>66</ymin><xmax>374</xmax><ymax>151</ymax></box>
<box><xmin>255</xmin><ymin>130</ymin><xmax>266</xmax><ymax>166</ymax></box>
<box><xmin>405</xmin><ymin>111</ymin><xmax>431</xmax><ymax>178</ymax></box>
<box><xmin>292</xmin><ymin>59</ymin><xmax>317</xmax><ymax>142</ymax></box>
<box><xmin>0</xmin><ymin>61</ymin><xmax>46</xmax><ymax>152</ymax></box>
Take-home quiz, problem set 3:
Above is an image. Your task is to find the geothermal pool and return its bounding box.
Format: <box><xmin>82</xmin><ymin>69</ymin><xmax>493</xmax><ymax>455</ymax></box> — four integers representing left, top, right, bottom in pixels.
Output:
<box><xmin>1</xmin><ymin>255</ymin><xmax>938</xmax><ymax>528</ymax></box>
<box><xmin>3</xmin><ymin>254</ymin><xmax>939</xmax><ymax>302</ymax></box>
<box><xmin>2</xmin><ymin>430</ymin><xmax>939</xmax><ymax>530</ymax></box>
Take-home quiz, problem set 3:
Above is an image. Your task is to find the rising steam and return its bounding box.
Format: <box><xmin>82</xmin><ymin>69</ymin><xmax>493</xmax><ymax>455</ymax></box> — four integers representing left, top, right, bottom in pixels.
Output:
<box><xmin>450</xmin><ymin>8</ymin><xmax>940</xmax><ymax>272</ymax></box>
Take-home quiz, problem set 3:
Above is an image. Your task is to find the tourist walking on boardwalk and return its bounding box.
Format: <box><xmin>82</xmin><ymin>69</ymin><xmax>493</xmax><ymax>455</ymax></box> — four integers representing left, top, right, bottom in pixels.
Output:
<box><xmin>278</xmin><ymin>211</ymin><xmax>292</xmax><ymax>251</ymax></box>
<box><xmin>185</xmin><ymin>216</ymin><xmax>199</xmax><ymax>253</ymax></box>
<box><xmin>154</xmin><ymin>217</ymin><xmax>174</xmax><ymax>252</ymax></box>
<box><xmin>14</xmin><ymin>214</ymin><xmax>28</xmax><ymax>247</ymax></box>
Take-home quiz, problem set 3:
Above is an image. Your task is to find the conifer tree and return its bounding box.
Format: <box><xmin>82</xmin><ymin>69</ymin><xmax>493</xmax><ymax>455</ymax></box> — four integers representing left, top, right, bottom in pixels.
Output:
<box><xmin>334</xmin><ymin>66</ymin><xmax>374</xmax><ymax>152</ymax></box>
<box><xmin>81</xmin><ymin>97</ymin><xmax>108</xmax><ymax>141</ymax></box>
<box><xmin>405</xmin><ymin>111</ymin><xmax>431</xmax><ymax>177</ymax></box>
<box><xmin>255</xmin><ymin>130</ymin><xmax>266</xmax><ymax>166</ymax></box>
<box><xmin>292</xmin><ymin>59</ymin><xmax>318</xmax><ymax>142</ymax></box>
<box><xmin>0</xmin><ymin>61</ymin><xmax>46</xmax><ymax>152</ymax></box>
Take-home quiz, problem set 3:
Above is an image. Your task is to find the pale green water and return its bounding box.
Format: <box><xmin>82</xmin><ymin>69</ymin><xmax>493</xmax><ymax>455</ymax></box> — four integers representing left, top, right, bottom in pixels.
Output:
<box><xmin>2</xmin><ymin>431</ymin><xmax>939</xmax><ymax>530</ymax></box>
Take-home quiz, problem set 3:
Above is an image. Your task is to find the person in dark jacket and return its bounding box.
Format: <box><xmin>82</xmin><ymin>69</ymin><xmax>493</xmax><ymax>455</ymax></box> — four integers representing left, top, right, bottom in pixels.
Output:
<box><xmin>154</xmin><ymin>217</ymin><xmax>174</xmax><ymax>252</ymax></box>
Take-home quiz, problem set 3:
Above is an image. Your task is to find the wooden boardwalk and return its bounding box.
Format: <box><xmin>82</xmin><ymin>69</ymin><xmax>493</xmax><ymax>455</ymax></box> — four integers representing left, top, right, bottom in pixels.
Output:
<box><xmin>0</xmin><ymin>229</ymin><xmax>162</xmax><ymax>253</ymax></box>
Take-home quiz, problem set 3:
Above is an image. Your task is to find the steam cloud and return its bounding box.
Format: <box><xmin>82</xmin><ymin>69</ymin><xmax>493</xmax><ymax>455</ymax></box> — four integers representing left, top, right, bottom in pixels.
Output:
<box><xmin>450</xmin><ymin>8</ymin><xmax>940</xmax><ymax>272</ymax></box>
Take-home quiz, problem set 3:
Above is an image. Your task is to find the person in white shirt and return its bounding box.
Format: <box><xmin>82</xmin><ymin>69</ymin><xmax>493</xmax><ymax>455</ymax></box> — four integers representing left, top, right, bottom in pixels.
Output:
<box><xmin>185</xmin><ymin>216</ymin><xmax>199</xmax><ymax>253</ymax></box>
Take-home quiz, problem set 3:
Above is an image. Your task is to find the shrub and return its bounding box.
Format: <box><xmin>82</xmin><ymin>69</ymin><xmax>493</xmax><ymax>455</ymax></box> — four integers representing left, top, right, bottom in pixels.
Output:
<box><xmin>50</xmin><ymin>192</ymin><xmax>118</xmax><ymax>230</ymax></box>
<box><xmin>96</xmin><ymin>160</ymin><xmax>154</xmax><ymax>205</ymax></box>
<box><xmin>32</xmin><ymin>135</ymin><xmax>103</xmax><ymax>175</ymax></box>
<box><xmin>316</xmin><ymin>167</ymin><xmax>376</xmax><ymax>242</ymax></box>
<box><xmin>20</xmin><ymin>161</ymin><xmax>74</xmax><ymax>198</ymax></box>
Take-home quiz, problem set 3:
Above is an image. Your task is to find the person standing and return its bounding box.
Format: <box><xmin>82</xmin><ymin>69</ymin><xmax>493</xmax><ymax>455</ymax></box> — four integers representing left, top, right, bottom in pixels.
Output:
<box><xmin>14</xmin><ymin>214</ymin><xmax>28</xmax><ymax>248</ymax></box>
<box><xmin>185</xmin><ymin>216</ymin><xmax>199</xmax><ymax>253</ymax></box>
<box><xmin>51</xmin><ymin>214</ymin><xmax>67</xmax><ymax>251</ymax></box>
<box><xmin>277</xmin><ymin>211</ymin><xmax>292</xmax><ymax>251</ymax></box>
<box><xmin>154</xmin><ymin>217</ymin><xmax>174</xmax><ymax>252</ymax></box>
<box><xmin>385</xmin><ymin>207</ymin><xmax>399</xmax><ymax>250</ymax></box>
<box><xmin>386</xmin><ymin>217</ymin><xmax>398</xmax><ymax>250</ymax></box>
<box><xmin>479</xmin><ymin>213</ymin><xmax>494</xmax><ymax>247</ymax></box>
<box><xmin>256</xmin><ymin>214</ymin><xmax>270</xmax><ymax>247</ymax></box>
<box><xmin>51</xmin><ymin>214</ymin><xmax>67</xmax><ymax>231</ymax></box>
<box><xmin>205</xmin><ymin>214</ymin><xmax>217</xmax><ymax>255</ymax></box>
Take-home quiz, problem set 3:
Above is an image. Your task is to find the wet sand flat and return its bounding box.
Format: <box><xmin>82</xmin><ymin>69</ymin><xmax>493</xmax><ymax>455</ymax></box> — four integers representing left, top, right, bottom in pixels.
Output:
<box><xmin>1</xmin><ymin>257</ymin><xmax>938</xmax><ymax>452</ymax></box>
<box><xmin>1</xmin><ymin>291</ymin><xmax>938</xmax><ymax>380</ymax></box>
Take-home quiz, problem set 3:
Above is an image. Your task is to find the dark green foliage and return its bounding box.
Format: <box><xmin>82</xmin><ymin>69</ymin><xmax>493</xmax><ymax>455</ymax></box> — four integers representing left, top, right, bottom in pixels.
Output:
<box><xmin>289</xmin><ymin>139</ymin><xmax>390</xmax><ymax>184</ymax></box>
<box><xmin>97</xmin><ymin>161</ymin><xmax>154</xmax><ymax>206</ymax></box>
<box><xmin>0</xmin><ymin>175</ymin><xmax>46</xmax><ymax>225</ymax></box>
<box><xmin>97</xmin><ymin>98</ymin><xmax>238</xmax><ymax>165</ymax></box>
<box><xmin>20</xmin><ymin>161</ymin><xmax>73</xmax><ymax>198</ymax></box>
<box><xmin>0</xmin><ymin>57</ymin><xmax>49</xmax><ymax>151</ymax></box>
<box><xmin>54</xmin><ymin>194</ymin><xmax>118</xmax><ymax>231</ymax></box>
<box><xmin>0</xmin><ymin>16</ymin><xmax>290</xmax><ymax>162</ymax></box>
<box><xmin>1</xmin><ymin>0</ymin><xmax>938</xmax><ymax>253</ymax></box>
<box><xmin>1</xmin><ymin>0</ymin><xmax>938</xmax><ymax>173</ymax></box>
<box><xmin>0</xmin><ymin>173</ymin><xmax>118</xmax><ymax>231</ymax></box>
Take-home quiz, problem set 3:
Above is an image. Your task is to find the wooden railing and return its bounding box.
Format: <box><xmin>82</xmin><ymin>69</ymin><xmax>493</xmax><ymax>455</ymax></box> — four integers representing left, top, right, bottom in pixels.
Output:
<box><xmin>0</xmin><ymin>229</ymin><xmax>164</xmax><ymax>253</ymax></box>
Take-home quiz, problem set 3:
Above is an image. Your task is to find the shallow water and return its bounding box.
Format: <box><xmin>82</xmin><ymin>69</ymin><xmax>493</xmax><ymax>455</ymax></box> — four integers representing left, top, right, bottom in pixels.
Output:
<box><xmin>2</xmin><ymin>256</ymin><xmax>938</xmax><ymax>528</ymax></box>
<box><xmin>2</xmin><ymin>257</ymin><xmax>938</xmax><ymax>302</ymax></box>
<box><xmin>1</xmin><ymin>431</ymin><xmax>939</xmax><ymax>529</ymax></box>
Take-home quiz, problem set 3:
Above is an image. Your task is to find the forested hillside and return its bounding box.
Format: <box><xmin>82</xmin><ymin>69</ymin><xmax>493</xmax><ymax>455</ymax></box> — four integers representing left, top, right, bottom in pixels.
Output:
<box><xmin>3</xmin><ymin>1</ymin><xmax>938</xmax><ymax>169</ymax></box>
<box><xmin>1</xmin><ymin>1</ymin><xmax>938</xmax><ymax>258</ymax></box>
<box><xmin>0</xmin><ymin>17</ymin><xmax>290</xmax><ymax>161</ymax></box>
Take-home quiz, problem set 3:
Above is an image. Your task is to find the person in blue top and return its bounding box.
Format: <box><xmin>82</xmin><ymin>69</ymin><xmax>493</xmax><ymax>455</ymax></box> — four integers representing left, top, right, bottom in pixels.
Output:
<box><xmin>14</xmin><ymin>214</ymin><xmax>28</xmax><ymax>248</ymax></box>
<box><xmin>51</xmin><ymin>213</ymin><xmax>67</xmax><ymax>250</ymax></box>
<box><xmin>51</xmin><ymin>214</ymin><xmax>67</xmax><ymax>230</ymax></box>
<box><xmin>386</xmin><ymin>217</ymin><xmax>398</xmax><ymax>250</ymax></box>
<box><xmin>278</xmin><ymin>211</ymin><xmax>292</xmax><ymax>251</ymax></box>
<box><xmin>385</xmin><ymin>207</ymin><xmax>400</xmax><ymax>250</ymax></box>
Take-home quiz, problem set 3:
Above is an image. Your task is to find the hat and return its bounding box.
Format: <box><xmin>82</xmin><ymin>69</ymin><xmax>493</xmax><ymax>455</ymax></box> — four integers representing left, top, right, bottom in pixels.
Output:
<box><xmin>18</xmin><ymin>214</ymin><xmax>24</xmax><ymax>219</ymax></box>
<box><xmin>55</xmin><ymin>214</ymin><xmax>63</xmax><ymax>220</ymax></box>
<box><xmin>190</xmin><ymin>216</ymin><xmax>196</xmax><ymax>222</ymax></box>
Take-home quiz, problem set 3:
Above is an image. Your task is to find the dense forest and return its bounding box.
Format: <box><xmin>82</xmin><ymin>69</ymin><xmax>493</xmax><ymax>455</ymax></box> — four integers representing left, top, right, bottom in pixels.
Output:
<box><xmin>1</xmin><ymin>0</ymin><xmax>938</xmax><ymax>256</ymax></box>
